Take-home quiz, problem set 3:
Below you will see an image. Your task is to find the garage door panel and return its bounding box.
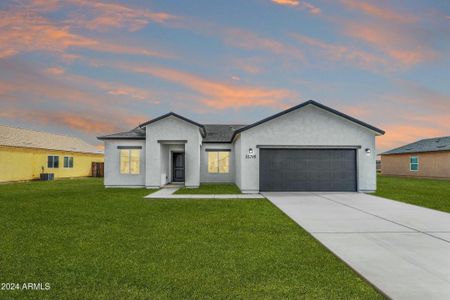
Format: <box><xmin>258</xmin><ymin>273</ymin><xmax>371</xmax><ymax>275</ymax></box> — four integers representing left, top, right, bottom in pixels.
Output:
<box><xmin>260</xmin><ymin>149</ymin><xmax>357</xmax><ymax>192</ymax></box>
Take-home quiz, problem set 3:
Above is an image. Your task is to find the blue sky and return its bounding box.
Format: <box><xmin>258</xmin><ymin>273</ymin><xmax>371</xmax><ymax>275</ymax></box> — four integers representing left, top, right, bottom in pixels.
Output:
<box><xmin>0</xmin><ymin>0</ymin><xmax>449</xmax><ymax>152</ymax></box>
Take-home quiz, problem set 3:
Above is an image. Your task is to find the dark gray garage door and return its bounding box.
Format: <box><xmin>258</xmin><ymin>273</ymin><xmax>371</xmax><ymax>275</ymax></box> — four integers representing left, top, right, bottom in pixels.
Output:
<box><xmin>260</xmin><ymin>149</ymin><xmax>357</xmax><ymax>192</ymax></box>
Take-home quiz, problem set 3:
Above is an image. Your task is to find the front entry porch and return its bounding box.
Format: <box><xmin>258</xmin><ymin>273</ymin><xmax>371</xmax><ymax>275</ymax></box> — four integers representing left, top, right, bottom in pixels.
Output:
<box><xmin>172</xmin><ymin>152</ymin><xmax>185</xmax><ymax>183</ymax></box>
<box><xmin>159</xmin><ymin>141</ymin><xmax>186</xmax><ymax>187</ymax></box>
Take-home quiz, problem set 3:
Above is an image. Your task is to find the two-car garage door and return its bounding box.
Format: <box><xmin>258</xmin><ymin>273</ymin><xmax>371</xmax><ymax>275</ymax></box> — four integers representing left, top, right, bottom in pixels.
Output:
<box><xmin>260</xmin><ymin>149</ymin><xmax>357</xmax><ymax>192</ymax></box>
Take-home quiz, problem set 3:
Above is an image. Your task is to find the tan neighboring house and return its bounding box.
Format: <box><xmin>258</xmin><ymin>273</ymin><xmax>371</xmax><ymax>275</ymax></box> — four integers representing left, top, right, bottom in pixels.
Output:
<box><xmin>0</xmin><ymin>125</ymin><xmax>104</xmax><ymax>182</ymax></box>
<box><xmin>381</xmin><ymin>136</ymin><xmax>450</xmax><ymax>179</ymax></box>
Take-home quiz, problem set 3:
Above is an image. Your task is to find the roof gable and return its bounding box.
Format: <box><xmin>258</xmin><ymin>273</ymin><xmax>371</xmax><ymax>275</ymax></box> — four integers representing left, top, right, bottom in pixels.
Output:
<box><xmin>139</xmin><ymin>112</ymin><xmax>204</xmax><ymax>129</ymax></box>
<box><xmin>232</xmin><ymin>100</ymin><xmax>384</xmax><ymax>139</ymax></box>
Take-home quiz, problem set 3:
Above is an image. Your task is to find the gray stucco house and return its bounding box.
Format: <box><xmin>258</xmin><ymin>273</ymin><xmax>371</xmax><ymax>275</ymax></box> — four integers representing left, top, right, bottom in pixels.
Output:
<box><xmin>98</xmin><ymin>100</ymin><xmax>384</xmax><ymax>192</ymax></box>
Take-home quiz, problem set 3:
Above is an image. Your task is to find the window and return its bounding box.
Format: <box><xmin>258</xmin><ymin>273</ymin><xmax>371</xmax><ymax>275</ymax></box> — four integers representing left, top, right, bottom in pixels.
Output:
<box><xmin>47</xmin><ymin>156</ymin><xmax>59</xmax><ymax>168</ymax></box>
<box><xmin>410</xmin><ymin>156</ymin><xmax>419</xmax><ymax>171</ymax></box>
<box><xmin>208</xmin><ymin>151</ymin><xmax>229</xmax><ymax>173</ymax></box>
<box><xmin>64</xmin><ymin>156</ymin><xmax>74</xmax><ymax>168</ymax></box>
<box><xmin>120</xmin><ymin>149</ymin><xmax>140</xmax><ymax>174</ymax></box>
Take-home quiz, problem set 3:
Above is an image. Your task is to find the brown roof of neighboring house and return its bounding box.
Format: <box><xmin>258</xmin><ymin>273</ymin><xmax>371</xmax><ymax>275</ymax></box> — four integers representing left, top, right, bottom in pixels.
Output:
<box><xmin>0</xmin><ymin>125</ymin><xmax>103</xmax><ymax>154</ymax></box>
<box><xmin>381</xmin><ymin>136</ymin><xmax>450</xmax><ymax>155</ymax></box>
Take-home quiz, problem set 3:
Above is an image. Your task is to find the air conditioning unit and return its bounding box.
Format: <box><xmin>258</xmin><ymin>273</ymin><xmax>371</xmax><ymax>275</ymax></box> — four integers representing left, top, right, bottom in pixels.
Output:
<box><xmin>40</xmin><ymin>173</ymin><xmax>54</xmax><ymax>181</ymax></box>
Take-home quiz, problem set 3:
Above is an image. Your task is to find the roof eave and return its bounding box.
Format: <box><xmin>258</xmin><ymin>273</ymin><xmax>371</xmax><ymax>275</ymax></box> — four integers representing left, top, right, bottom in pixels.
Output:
<box><xmin>381</xmin><ymin>149</ymin><xmax>450</xmax><ymax>155</ymax></box>
<box><xmin>97</xmin><ymin>136</ymin><xmax>146</xmax><ymax>141</ymax></box>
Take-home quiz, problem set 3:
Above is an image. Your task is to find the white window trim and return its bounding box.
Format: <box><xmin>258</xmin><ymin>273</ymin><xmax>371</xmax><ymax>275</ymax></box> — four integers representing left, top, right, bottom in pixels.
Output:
<box><xmin>120</xmin><ymin>149</ymin><xmax>140</xmax><ymax>175</ymax></box>
<box><xmin>207</xmin><ymin>151</ymin><xmax>230</xmax><ymax>174</ymax></box>
<box><xmin>63</xmin><ymin>156</ymin><xmax>73</xmax><ymax>168</ymax></box>
<box><xmin>48</xmin><ymin>155</ymin><xmax>59</xmax><ymax>169</ymax></box>
<box><xmin>409</xmin><ymin>156</ymin><xmax>419</xmax><ymax>172</ymax></box>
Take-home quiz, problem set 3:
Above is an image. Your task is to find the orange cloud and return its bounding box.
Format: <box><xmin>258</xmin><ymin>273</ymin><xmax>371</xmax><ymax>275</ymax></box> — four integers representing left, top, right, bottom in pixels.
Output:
<box><xmin>0</xmin><ymin>107</ymin><xmax>147</xmax><ymax>135</ymax></box>
<box><xmin>340</xmin><ymin>106</ymin><xmax>370</xmax><ymax>118</ymax></box>
<box><xmin>291</xmin><ymin>33</ymin><xmax>391</xmax><ymax>71</ymax></box>
<box><xmin>272</xmin><ymin>0</ymin><xmax>299</xmax><ymax>6</ymax></box>
<box><xmin>224</xmin><ymin>28</ymin><xmax>305</xmax><ymax>62</ymax></box>
<box><xmin>45</xmin><ymin>67</ymin><xmax>65</xmax><ymax>75</ymax></box>
<box><xmin>377</xmin><ymin>124</ymin><xmax>446</xmax><ymax>152</ymax></box>
<box><xmin>271</xmin><ymin>0</ymin><xmax>321</xmax><ymax>15</ymax></box>
<box><xmin>66</xmin><ymin>0</ymin><xmax>176</xmax><ymax>32</ymax></box>
<box><xmin>233</xmin><ymin>58</ymin><xmax>264</xmax><ymax>74</ymax></box>
<box><xmin>0</xmin><ymin>109</ymin><xmax>113</xmax><ymax>133</ymax></box>
<box><xmin>0</xmin><ymin>10</ymin><xmax>171</xmax><ymax>59</ymax></box>
<box><xmin>344</xmin><ymin>22</ymin><xmax>437</xmax><ymax>66</ymax></box>
<box><xmin>117</xmin><ymin>64</ymin><xmax>296</xmax><ymax>109</ymax></box>
<box><xmin>341</xmin><ymin>0</ymin><xmax>417</xmax><ymax>23</ymax></box>
<box><xmin>64</xmin><ymin>74</ymin><xmax>156</xmax><ymax>102</ymax></box>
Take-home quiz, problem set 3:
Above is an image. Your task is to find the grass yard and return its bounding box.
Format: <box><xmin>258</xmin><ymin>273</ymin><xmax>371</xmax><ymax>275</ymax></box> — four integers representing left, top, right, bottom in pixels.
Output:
<box><xmin>0</xmin><ymin>178</ymin><xmax>381</xmax><ymax>299</ymax></box>
<box><xmin>174</xmin><ymin>183</ymin><xmax>241</xmax><ymax>194</ymax></box>
<box><xmin>375</xmin><ymin>175</ymin><xmax>450</xmax><ymax>213</ymax></box>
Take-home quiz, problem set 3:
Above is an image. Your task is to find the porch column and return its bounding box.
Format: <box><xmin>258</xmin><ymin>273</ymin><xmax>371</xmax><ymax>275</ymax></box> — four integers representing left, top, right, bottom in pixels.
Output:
<box><xmin>145</xmin><ymin>139</ymin><xmax>161</xmax><ymax>188</ymax></box>
<box><xmin>184</xmin><ymin>141</ymin><xmax>200</xmax><ymax>188</ymax></box>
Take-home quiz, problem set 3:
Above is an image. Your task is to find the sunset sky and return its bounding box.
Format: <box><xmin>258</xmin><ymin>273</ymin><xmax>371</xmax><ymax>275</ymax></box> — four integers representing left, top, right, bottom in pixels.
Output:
<box><xmin>0</xmin><ymin>0</ymin><xmax>449</xmax><ymax>153</ymax></box>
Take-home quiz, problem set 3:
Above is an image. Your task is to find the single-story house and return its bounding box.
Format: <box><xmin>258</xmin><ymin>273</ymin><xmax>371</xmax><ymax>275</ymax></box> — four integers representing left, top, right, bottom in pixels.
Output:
<box><xmin>381</xmin><ymin>136</ymin><xmax>450</xmax><ymax>179</ymax></box>
<box><xmin>0</xmin><ymin>125</ymin><xmax>104</xmax><ymax>182</ymax></box>
<box><xmin>98</xmin><ymin>100</ymin><xmax>385</xmax><ymax>192</ymax></box>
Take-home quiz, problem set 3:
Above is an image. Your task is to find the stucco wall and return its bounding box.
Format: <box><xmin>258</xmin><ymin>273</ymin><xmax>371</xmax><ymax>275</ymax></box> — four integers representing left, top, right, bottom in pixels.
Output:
<box><xmin>0</xmin><ymin>146</ymin><xmax>103</xmax><ymax>183</ymax></box>
<box><xmin>200</xmin><ymin>143</ymin><xmax>234</xmax><ymax>183</ymax></box>
<box><xmin>104</xmin><ymin>139</ymin><xmax>146</xmax><ymax>187</ymax></box>
<box><xmin>381</xmin><ymin>151</ymin><xmax>450</xmax><ymax>179</ymax></box>
<box><xmin>234</xmin><ymin>135</ymin><xmax>242</xmax><ymax>189</ymax></box>
<box><xmin>145</xmin><ymin>116</ymin><xmax>201</xmax><ymax>188</ymax></box>
<box><xmin>237</xmin><ymin>105</ymin><xmax>378</xmax><ymax>193</ymax></box>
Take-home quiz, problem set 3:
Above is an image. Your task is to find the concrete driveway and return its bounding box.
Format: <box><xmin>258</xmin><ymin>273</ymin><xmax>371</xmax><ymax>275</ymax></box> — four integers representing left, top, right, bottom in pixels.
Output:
<box><xmin>263</xmin><ymin>192</ymin><xmax>450</xmax><ymax>300</ymax></box>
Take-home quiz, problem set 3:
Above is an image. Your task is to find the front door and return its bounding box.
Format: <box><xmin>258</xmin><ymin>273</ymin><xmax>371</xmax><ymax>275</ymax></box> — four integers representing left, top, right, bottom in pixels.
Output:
<box><xmin>172</xmin><ymin>153</ymin><xmax>185</xmax><ymax>182</ymax></box>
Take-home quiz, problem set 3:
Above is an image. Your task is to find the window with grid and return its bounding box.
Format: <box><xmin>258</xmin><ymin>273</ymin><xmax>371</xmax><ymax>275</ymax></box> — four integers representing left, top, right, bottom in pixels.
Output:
<box><xmin>64</xmin><ymin>156</ymin><xmax>74</xmax><ymax>168</ymax></box>
<box><xmin>47</xmin><ymin>156</ymin><xmax>59</xmax><ymax>168</ymax></box>
<box><xmin>410</xmin><ymin>156</ymin><xmax>419</xmax><ymax>171</ymax></box>
<box><xmin>208</xmin><ymin>151</ymin><xmax>229</xmax><ymax>173</ymax></box>
<box><xmin>120</xmin><ymin>149</ymin><xmax>140</xmax><ymax>174</ymax></box>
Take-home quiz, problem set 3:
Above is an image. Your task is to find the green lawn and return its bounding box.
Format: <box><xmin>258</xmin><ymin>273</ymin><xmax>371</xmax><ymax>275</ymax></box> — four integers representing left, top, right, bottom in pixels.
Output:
<box><xmin>375</xmin><ymin>175</ymin><xmax>450</xmax><ymax>212</ymax></box>
<box><xmin>174</xmin><ymin>183</ymin><xmax>241</xmax><ymax>194</ymax></box>
<box><xmin>0</xmin><ymin>178</ymin><xmax>381</xmax><ymax>299</ymax></box>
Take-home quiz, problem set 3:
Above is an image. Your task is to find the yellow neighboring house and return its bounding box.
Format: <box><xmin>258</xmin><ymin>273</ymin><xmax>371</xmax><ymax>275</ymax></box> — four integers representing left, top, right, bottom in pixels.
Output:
<box><xmin>0</xmin><ymin>125</ymin><xmax>104</xmax><ymax>182</ymax></box>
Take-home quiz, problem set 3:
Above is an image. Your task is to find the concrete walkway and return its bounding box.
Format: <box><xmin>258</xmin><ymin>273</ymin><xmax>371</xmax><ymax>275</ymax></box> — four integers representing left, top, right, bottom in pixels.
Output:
<box><xmin>145</xmin><ymin>187</ymin><xmax>264</xmax><ymax>199</ymax></box>
<box><xmin>263</xmin><ymin>192</ymin><xmax>450</xmax><ymax>300</ymax></box>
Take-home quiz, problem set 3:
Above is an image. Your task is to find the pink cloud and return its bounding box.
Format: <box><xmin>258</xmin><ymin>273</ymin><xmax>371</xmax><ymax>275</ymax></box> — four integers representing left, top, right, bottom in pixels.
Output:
<box><xmin>224</xmin><ymin>28</ymin><xmax>305</xmax><ymax>62</ymax></box>
<box><xmin>232</xmin><ymin>58</ymin><xmax>265</xmax><ymax>74</ymax></box>
<box><xmin>0</xmin><ymin>107</ymin><xmax>146</xmax><ymax>134</ymax></box>
<box><xmin>0</xmin><ymin>10</ymin><xmax>172</xmax><ymax>59</ymax></box>
<box><xmin>42</xmin><ymin>71</ymin><xmax>158</xmax><ymax>103</ymax></box>
<box><xmin>291</xmin><ymin>33</ymin><xmax>391</xmax><ymax>71</ymax></box>
<box><xmin>65</xmin><ymin>0</ymin><xmax>176</xmax><ymax>32</ymax></box>
<box><xmin>45</xmin><ymin>67</ymin><xmax>65</xmax><ymax>75</ymax></box>
<box><xmin>271</xmin><ymin>0</ymin><xmax>321</xmax><ymax>15</ymax></box>
<box><xmin>341</xmin><ymin>0</ymin><xmax>417</xmax><ymax>24</ymax></box>
<box><xmin>344</xmin><ymin>22</ymin><xmax>438</xmax><ymax>66</ymax></box>
<box><xmin>377</xmin><ymin>125</ymin><xmax>446</xmax><ymax>152</ymax></box>
<box><xmin>272</xmin><ymin>0</ymin><xmax>299</xmax><ymax>6</ymax></box>
<box><xmin>116</xmin><ymin>63</ymin><xmax>296</xmax><ymax>110</ymax></box>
